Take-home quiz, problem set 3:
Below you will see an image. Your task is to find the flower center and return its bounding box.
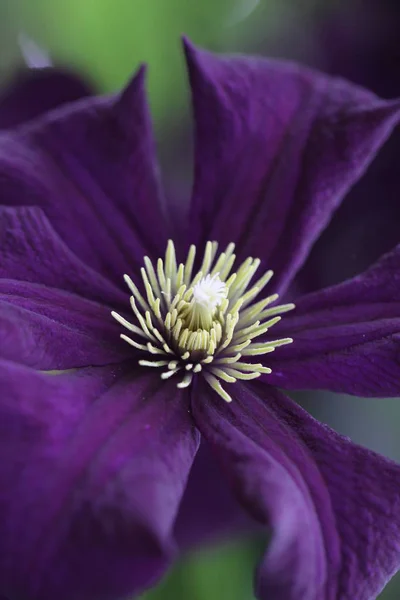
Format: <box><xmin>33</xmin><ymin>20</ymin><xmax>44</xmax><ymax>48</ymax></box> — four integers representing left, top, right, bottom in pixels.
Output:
<box><xmin>112</xmin><ymin>241</ymin><xmax>294</xmax><ymax>402</ymax></box>
<box><xmin>190</xmin><ymin>274</ymin><xmax>227</xmax><ymax>327</ymax></box>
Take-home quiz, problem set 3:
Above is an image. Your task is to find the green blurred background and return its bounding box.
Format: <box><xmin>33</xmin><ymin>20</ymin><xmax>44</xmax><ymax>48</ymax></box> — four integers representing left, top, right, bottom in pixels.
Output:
<box><xmin>0</xmin><ymin>0</ymin><xmax>399</xmax><ymax>598</ymax></box>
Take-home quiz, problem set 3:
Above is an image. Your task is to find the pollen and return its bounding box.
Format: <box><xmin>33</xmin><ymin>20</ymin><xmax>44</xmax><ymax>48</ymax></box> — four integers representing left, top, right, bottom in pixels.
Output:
<box><xmin>111</xmin><ymin>241</ymin><xmax>294</xmax><ymax>402</ymax></box>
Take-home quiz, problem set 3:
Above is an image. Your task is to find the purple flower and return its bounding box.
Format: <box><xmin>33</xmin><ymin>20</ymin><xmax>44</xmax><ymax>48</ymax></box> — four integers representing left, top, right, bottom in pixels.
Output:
<box><xmin>1</xmin><ymin>39</ymin><xmax>400</xmax><ymax>600</ymax></box>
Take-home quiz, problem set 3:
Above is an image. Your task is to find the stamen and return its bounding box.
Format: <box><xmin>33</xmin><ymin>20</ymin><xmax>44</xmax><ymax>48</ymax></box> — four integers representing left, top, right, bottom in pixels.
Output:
<box><xmin>177</xmin><ymin>372</ymin><xmax>193</xmax><ymax>389</ymax></box>
<box><xmin>112</xmin><ymin>241</ymin><xmax>294</xmax><ymax>402</ymax></box>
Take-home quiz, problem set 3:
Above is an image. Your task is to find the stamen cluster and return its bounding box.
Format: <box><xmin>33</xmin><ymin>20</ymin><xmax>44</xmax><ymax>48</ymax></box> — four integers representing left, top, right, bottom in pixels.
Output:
<box><xmin>112</xmin><ymin>241</ymin><xmax>294</xmax><ymax>402</ymax></box>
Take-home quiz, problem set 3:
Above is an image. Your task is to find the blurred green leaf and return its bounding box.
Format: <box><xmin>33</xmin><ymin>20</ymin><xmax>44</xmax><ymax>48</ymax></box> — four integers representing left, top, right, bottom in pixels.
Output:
<box><xmin>11</xmin><ymin>0</ymin><xmax>240</xmax><ymax>127</ymax></box>
<box><xmin>379</xmin><ymin>572</ymin><xmax>400</xmax><ymax>599</ymax></box>
<box><xmin>141</xmin><ymin>539</ymin><xmax>260</xmax><ymax>600</ymax></box>
<box><xmin>0</xmin><ymin>2</ymin><xmax>21</xmax><ymax>77</ymax></box>
<box><xmin>10</xmin><ymin>0</ymin><xmax>336</xmax><ymax>129</ymax></box>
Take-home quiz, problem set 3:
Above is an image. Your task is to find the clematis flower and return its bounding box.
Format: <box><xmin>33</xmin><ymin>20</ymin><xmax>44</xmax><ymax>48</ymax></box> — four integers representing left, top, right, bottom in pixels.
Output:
<box><xmin>1</xmin><ymin>38</ymin><xmax>400</xmax><ymax>600</ymax></box>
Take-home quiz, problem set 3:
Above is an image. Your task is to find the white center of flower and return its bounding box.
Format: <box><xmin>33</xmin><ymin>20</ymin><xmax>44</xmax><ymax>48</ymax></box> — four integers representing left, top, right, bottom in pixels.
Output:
<box><xmin>187</xmin><ymin>274</ymin><xmax>228</xmax><ymax>331</ymax></box>
<box><xmin>192</xmin><ymin>274</ymin><xmax>227</xmax><ymax>311</ymax></box>
<box><xmin>111</xmin><ymin>240</ymin><xmax>294</xmax><ymax>402</ymax></box>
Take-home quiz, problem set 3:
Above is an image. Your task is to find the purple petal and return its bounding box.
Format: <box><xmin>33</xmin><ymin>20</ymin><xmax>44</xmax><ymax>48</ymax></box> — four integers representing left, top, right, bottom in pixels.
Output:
<box><xmin>0</xmin><ymin>362</ymin><xmax>199</xmax><ymax>600</ymax></box>
<box><xmin>0</xmin><ymin>279</ymin><xmax>131</xmax><ymax>369</ymax></box>
<box><xmin>267</xmin><ymin>244</ymin><xmax>400</xmax><ymax>396</ymax></box>
<box><xmin>0</xmin><ymin>205</ymin><xmax>125</xmax><ymax>306</ymax></box>
<box><xmin>0</xmin><ymin>67</ymin><xmax>168</xmax><ymax>286</ymax></box>
<box><xmin>184</xmin><ymin>39</ymin><xmax>400</xmax><ymax>294</ymax></box>
<box><xmin>0</xmin><ymin>68</ymin><xmax>92</xmax><ymax>129</ymax></box>
<box><xmin>0</xmin><ymin>207</ymin><xmax>132</xmax><ymax>370</ymax></box>
<box><xmin>192</xmin><ymin>381</ymin><xmax>400</xmax><ymax>600</ymax></box>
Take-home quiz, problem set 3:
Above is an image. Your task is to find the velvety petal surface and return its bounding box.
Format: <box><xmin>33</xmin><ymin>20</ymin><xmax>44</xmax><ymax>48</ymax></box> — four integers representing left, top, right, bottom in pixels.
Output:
<box><xmin>267</xmin><ymin>244</ymin><xmax>400</xmax><ymax>396</ymax></box>
<box><xmin>0</xmin><ymin>68</ymin><xmax>92</xmax><ymax>129</ymax></box>
<box><xmin>0</xmin><ymin>203</ymin><xmax>132</xmax><ymax>369</ymax></box>
<box><xmin>0</xmin><ymin>67</ymin><xmax>168</xmax><ymax>287</ymax></box>
<box><xmin>0</xmin><ymin>279</ymin><xmax>132</xmax><ymax>369</ymax></box>
<box><xmin>0</xmin><ymin>361</ymin><xmax>199</xmax><ymax>600</ymax></box>
<box><xmin>192</xmin><ymin>381</ymin><xmax>400</xmax><ymax>600</ymax></box>
<box><xmin>184</xmin><ymin>40</ymin><xmax>400</xmax><ymax>294</ymax></box>
<box><xmin>0</xmin><ymin>205</ymin><xmax>125</xmax><ymax>306</ymax></box>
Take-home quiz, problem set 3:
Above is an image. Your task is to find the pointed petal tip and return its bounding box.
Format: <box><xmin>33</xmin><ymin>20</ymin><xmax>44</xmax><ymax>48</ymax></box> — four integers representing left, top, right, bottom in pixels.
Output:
<box><xmin>134</xmin><ymin>62</ymin><xmax>148</xmax><ymax>83</ymax></box>
<box><xmin>358</xmin><ymin>95</ymin><xmax>400</xmax><ymax>129</ymax></box>
<box><xmin>121</xmin><ymin>62</ymin><xmax>147</xmax><ymax>96</ymax></box>
<box><xmin>181</xmin><ymin>35</ymin><xmax>194</xmax><ymax>53</ymax></box>
<box><xmin>182</xmin><ymin>36</ymin><xmax>207</xmax><ymax>70</ymax></box>
<box><xmin>380</xmin><ymin>97</ymin><xmax>400</xmax><ymax>123</ymax></box>
<box><xmin>115</xmin><ymin>62</ymin><xmax>148</xmax><ymax>108</ymax></box>
<box><xmin>114</xmin><ymin>62</ymin><xmax>150</xmax><ymax>126</ymax></box>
